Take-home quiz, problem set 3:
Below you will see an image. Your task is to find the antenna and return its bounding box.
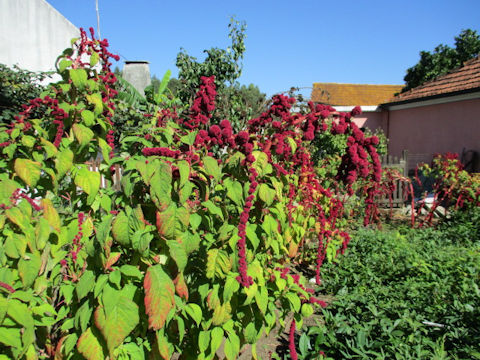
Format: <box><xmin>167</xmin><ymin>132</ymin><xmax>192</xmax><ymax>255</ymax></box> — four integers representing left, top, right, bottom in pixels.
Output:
<box><xmin>95</xmin><ymin>0</ymin><xmax>101</xmax><ymax>39</ymax></box>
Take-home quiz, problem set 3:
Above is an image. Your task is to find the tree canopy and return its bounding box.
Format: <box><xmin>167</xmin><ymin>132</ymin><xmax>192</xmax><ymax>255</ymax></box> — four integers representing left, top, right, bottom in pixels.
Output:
<box><xmin>402</xmin><ymin>29</ymin><xmax>480</xmax><ymax>92</ymax></box>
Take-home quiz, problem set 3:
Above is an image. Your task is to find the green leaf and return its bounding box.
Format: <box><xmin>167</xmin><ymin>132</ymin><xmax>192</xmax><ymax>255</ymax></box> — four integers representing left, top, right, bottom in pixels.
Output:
<box><xmin>202</xmin><ymin>200</ymin><xmax>224</xmax><ymax>221</ymax></box>
<box><xmin>86</xmin><ymin>93</ymin><xmax>104</xmax><ymax>115</ymax></box>
<box><xmin>258</xmin><ymin>183</ymin><xmax>276</xmax><ymax>206</ymax></box>
<box><xmin>77</xmin><ymin>327</ymin><xmax>106</xmax><ymax>360</ymax></box>
<box><xmin>144</xmin><ymin>264</ymin><xmax>175</xmax><ymax>330</ymax></box>
<box><xmin>42</xmin><ymin>198</ymin><xmax>61</xmax><ymax>232</ymax></box>
<box><xmin>120</xmin><ymin>265</ymin><xmax>143</xmax><ymax>279</ymax></box>
<box><xmin>112</xmin><ymin>211</ymin><xmax>130</xmax><ymax>246</ymax></box>
<box><xmin>75</xmin><ymin>300</ymin><xmax>93</xmax><ymax>333</ymax></box>
<box><xmin>203</xmin><ymin>156</ymin><xmax>221</xmax><ymax>182</ymax></box>
<box><xmin>156</xmin><ymin>204</ymin><xmax>189</xmax><ymax>241</ymax></box>
<box><xmin>73</xmin><ymin>123</ymin><xmax>94</xmax><ymax>147</ymax></box>
<box><xmin>18</xmin><ymin>252</ymin><xmax>41</xmax><ymax>288</ymax></box>
<box><xmin>210</xmin><ymin>327</ymin><xmax>224</xmax><ymax>354</ymax></box>
<box><xmin>58</xmin><ymin>59</ymin><xmax>72</xmax><ymax>72</ymax></box>
<box><xmin>285</xmin><ymin>292</ymin><xmax>301</xmax><ymax>312</ymax></box>
<box><xmin>177</xmin><ymin>160</ymin><xmax>190</xmax><ymax>188</ymax></box>
<box><xmin>224</xmin><ymin>178</ymin><xmax>244</xmax><ymax>207</ymax></box>
<box><xmin>223</xmin><ymin>276</ymin><xmax>240</xmax><ymax>302</ymax></box>
<box><xmin>184</xmin><ymin>303</ymin><xmax>202</xmax><ymax>326</ymax></box>
<box><xmin>14</xmin><ymin>158</ymin><xmax>41</xmax><ymax>187</ymax></box>
<box><xmin>7</xmin><ymin>299</ymin><xmax>34</xmax><ymax>327</ymax></box>
<box><xmin>21</xmin><ymin>135</ymin><xmax>36</xmax><ymax>148</ymax></box>
<box><xmin>198</xmin><ymin>330</ymin><xmax>210</xmax><ymax>353</ymax></box>
<box><xmin>98</xmin><ymin>138</ymin><xmax>112</xmax><ymax>165</ymax></box>
<box><xmin>94</xmin><ymin>297</ymin><xmax>139</xmax><ymax>357</ymax></box>
<box><xmin>0</xmin><ymin>327</ymin><xmax>22</xmax><ymax>349</ymax></box>
<box><xmin>254</xmin><ymin>286</ymin><xmax>268</xmax><ymax>314</ymax></box>
<box><xmin>81</xmin><ymin>110</ymin><xmax>95</xmax><ymax>126</ymax></box>
<box><xmin>158</xmin><ymin>69</ymin><xmax>171</xmax><ymax>95</ymax></box>
<box><xmin>69</xmin><ymin>68</ymin><xmax>88</xmax><ymax>89</ymax></box>
<box><xmin>76</xmin><ymin>270</ymin><xmax>95</xmax><ymax>301</ymax></box>
<box><xmin>166</xmin><ymin>240</ymin><xmax>188</xmax><ymax>272</ymax></box>
<box><xmin>224</xmin><ymin>333</ymin><xmax>240</xmax><ymax>360</ymax></box>
<box><xmin>55</xmin><ymin>148</ymin><xmax>73</xmax><ymax>179</ymax></box>
<box><xmin>90</xmin><ymin>52</ymin><xmax>100</xmax><ymax>67</ymax></box>
<box><xmin>206</xmin><ymin>249</ymin><xmax>231</xmax><ymax>280</ymax></box>
<box><xmin>301</xmin><ymin>303</ymin><xmax>314</xmax><ymax>318</ymax></box>
<box><xmin>244</xmin><ymin>322</ymin><xmax>258</xmax><ymax>344</ymax></box>
<box><xmin>75</xmin><ymin>167</ymin><xmax>100</xmax><ymax>204</ymax></box>
<box><xmin>40</xmin><ymin>138</ymin><xmax>58</xmax><ymax>159</ymax></box>
<box><xmin>149</xmin><ymin>163</ymin><xmax>172</xmax><ymax>210</ymax></box>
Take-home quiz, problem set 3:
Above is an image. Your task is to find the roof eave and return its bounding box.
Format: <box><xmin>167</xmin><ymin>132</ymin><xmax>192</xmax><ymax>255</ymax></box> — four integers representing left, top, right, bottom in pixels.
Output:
<box><xmin>381</xmin><ymin>86</ymin><xmax>480</xmax><ymax>109</ymax></box>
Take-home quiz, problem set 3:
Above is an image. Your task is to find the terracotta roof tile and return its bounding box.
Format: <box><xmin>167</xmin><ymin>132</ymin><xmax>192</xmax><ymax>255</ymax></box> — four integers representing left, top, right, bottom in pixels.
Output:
<box><xmin>311</xmin><ymin>83</ymin><xmax>403</xmax><ymax>106</ymax></box>
<box><xmin>387</xmin><ymin>55</ymin><xmax>480</xmax><ymax>103</ymax></box>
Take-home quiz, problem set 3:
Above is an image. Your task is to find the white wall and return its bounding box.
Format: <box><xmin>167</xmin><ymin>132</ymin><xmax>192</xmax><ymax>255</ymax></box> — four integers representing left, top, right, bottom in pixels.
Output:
<box><xmin>0</xmin><ymin>0</ymin><xmax>79</xmax><ymax>72</ymax></box>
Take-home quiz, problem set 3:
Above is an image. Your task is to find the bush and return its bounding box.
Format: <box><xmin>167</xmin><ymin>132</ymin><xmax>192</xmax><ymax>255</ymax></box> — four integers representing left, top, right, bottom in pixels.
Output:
<box><xmin>0</xmin><ymin>28</ymin><xmax>382</xmax><ymax>359</ymax></box>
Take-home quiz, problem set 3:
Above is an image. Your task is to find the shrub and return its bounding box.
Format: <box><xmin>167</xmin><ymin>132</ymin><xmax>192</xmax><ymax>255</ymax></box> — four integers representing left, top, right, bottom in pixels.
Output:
<box><xmin>0</xmin><ymin>28</ymin><xmax>382</xmax><ymax>359</ymax></box>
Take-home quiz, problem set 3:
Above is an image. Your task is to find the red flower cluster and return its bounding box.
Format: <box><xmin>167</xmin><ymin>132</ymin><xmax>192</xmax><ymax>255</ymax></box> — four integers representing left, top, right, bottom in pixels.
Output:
<box><xmin>236</xmin><ymin>167</ymin><xmax>258</xmax><ymax>288</ymax></box>
<box><xmin>0</xmin><ymin>188</ymin><xmax>42</xmax><ymax>211</ymax></box>
<box><xmin>181</xmin><ymin>76</ymin><xmax>217</xmax><ymax>130</ymax></box>
<box><xmin>70</xmin><ymin>212</ymin><xmax>85</xmax><ymax>263</ymax></box>
<box><xmin>142</xmin><ymin>147</ymin><xmax>181</xmax><ymax>158</ymax></box>
<box><xmin>289</xmin><ymin>319</ymin><xmax>298</xmax><ymax>360</ymax></box>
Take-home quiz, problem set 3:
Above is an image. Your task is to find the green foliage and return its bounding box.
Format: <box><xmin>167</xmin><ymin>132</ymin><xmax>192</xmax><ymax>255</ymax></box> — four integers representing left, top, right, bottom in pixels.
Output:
<box><xmin>174</xmin><ymin>18</ymin><xmax>265</xmax><ymax>130</ymax></box>
<box><xmin>0</xmin><ymin>29</ymin><xmax>357</xmax><ymax>359</ymax></box>
<box><xmin>0</xmin><ymin>64</ymin><xmax>51</xmax><ymax>125</ymax></box>
<box><xmin>402</xmin><ymin>29</ymin><xmax>480</xmax><ymax>92</ymax></box>
<box><xmin>301</xmin><ymin>226</ymin><xmax>480</xmax><ymax>359</ymax></box>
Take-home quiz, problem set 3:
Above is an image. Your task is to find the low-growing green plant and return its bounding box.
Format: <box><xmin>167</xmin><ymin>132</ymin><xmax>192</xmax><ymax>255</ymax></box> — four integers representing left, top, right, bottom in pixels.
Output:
<box><xmin>301</xmin><ymin>227</ymin><xmax>480</xmax><ymax>359</ymax></box>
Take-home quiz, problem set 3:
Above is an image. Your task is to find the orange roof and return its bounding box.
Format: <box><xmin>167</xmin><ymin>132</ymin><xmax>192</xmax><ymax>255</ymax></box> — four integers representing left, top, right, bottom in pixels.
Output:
<box><xmin>387</xmin><ymin>56</ymin><xmax>480</xmax><ymax>104</ymax></box>
<box><xmin>311</xmin><ymin>83</ymin><xmax>404</xmax><ymax>106</ymax></box>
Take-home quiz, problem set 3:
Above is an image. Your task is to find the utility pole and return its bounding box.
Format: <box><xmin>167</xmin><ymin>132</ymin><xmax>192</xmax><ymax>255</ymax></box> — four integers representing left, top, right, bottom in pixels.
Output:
<box><xmin>95</xmin><ymin>0</ymin><xmax>101</xmax><ymax>39</ymax></box>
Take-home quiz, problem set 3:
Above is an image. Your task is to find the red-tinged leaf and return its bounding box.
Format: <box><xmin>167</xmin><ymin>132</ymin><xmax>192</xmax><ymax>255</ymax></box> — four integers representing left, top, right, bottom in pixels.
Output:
<box><xmin>144</xmin><ymin>264</ymin><xmax>175</xmax><ymax>330</ymax></box>
<box><xmin>104</xmin><ymin>252</ymin><xmax>121</xmax><ymax>270</ymax></box>
<box><xmin>94</xmin><ymin>297</ymin><xmax>139</xmax><ymax>357</ymax></box>
<box><xmin>77</xmin><ymin>327</ymin><xmax>105</xmax><ymax>360</ymax></box>
<box><xmin>174</xmin><ymin>272</ymin><xmax>188</xmax><ymax>300</ymax></box>
<box><xmin>156</xmin><ymin>207</ymin><xmax>175</xmax><ymax>239</ymax></box>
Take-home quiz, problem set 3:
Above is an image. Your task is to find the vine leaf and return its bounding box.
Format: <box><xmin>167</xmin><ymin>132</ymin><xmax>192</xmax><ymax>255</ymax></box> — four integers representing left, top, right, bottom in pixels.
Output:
<box><xmin>144</xmin><ymin>264</ymin><xmax>175</xmax><ymax>330</ymax></box>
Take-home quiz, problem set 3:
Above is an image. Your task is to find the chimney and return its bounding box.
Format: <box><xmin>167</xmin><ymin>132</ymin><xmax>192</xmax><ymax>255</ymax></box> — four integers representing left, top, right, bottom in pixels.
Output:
<box><xmin>122</xmin><ymin>61</ymin><xmax>151</xmax><ymax>95</ymax></box>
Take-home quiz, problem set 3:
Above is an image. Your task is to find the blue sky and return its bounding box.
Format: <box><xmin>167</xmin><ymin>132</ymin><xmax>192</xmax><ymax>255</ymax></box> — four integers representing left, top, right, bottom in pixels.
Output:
<box><xmin>46</xmin><ymin>0</ymin><xmax>480</xmax><ymax>97</ymax></box>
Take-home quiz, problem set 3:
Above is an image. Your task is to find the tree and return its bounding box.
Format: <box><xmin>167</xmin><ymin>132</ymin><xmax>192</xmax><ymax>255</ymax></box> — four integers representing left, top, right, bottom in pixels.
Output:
<box><xmin>0</xmin><ymin>64</ymin><xmax>50</xmax><ymax>125</ymax></box>
<box><xmin>402</xmin><ymin>29</ymin><xmax>480</xmax><ymax>92</ymax></box>
<box><xmin>174</xmin><ymin>18</ymin><xmax>265</xmax><ymax>130</ymax></box>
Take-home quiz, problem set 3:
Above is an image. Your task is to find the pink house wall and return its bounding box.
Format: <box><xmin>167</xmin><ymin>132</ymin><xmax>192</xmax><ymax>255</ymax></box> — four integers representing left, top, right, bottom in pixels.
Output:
<box><xmin>352</xmin><ymin>111</ymin><xmax>384</xmax><ymax>132</ymax></box>
<box><xmin>386</xmin><ymin>98</ymin><xmax>480</xmax><ymax>169</ymax></box>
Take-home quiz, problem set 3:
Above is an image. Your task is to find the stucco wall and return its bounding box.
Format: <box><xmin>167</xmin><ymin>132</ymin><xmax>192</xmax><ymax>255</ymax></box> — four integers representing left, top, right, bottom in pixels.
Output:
<box><xmin>0</xmin><ymin>0</ymin><xmax>78</xmax><ymax>72</ymax></box>
<box><xmin>387</xmin><ymin>98</ymin><xmax>480</xmax><ymax>169</ymax></box>
<box><xmin>352</xmin><ymin>111</ymin><xmax>384</xmax><ymax>132</ymax></box>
